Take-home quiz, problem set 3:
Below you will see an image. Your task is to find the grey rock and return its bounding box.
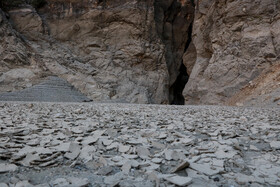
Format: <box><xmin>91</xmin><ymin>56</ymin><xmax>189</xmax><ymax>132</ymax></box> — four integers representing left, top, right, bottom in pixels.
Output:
<box><xmin>97</xmin><ymin>166</ymin><xmax>113</xmax><ymax>176</ymax></box>
<box><xmin>64</xmin><ymin>143</ymin><xmax>81</xmax><ymax>160</ymax></box>
<box><xmin>170</xmin><ymin>161</ymin><xmax>190</xmax><ymax>173</ymax></box>
<box><xmin>15</xmin><ymin>181</ymin><xmax>34</xmax><ymax>187</ymax></box>
<box><xmin>50</xmin><ymin>178</ymin><xmax>69</xmax><ymax>187</ymax></box>
<box><xmin>270</xmin><ymin>141</ymin><xmax>280</xmax><ymax>149</ymax></box>
<box><xmin>0</xmin><ymin>163</ymin><xmax>18</xmax><ymax>173</ymax></box>
<box><xmin>164</xmin><ymin>175</ymin><xmax>192</xmax><ymax>186</ymax></box>
<box><xmin>136</xmin><ymin>147</ymin><xmax>150</xmax><ymax>159</ymax></box>
<box><xmin>0</xmin><ymin>183</ymin><xmax>9</xmax><ymax>187</ymax></box>
<box><xmin>67</xmin><ymin>177</ymin><xmax>89</xmax><ymax>187</ymax></box>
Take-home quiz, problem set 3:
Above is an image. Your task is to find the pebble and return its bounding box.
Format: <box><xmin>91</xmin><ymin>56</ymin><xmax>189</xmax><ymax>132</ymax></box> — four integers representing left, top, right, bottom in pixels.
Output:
<box><xmin>64</xmin><ymin>143</ymin><xmax>81</xmax><ymax>160</ymax></box>
<box><xmin>151</xmin><ymin>158</ymin><xmax>163</xmax><ymax>164</ymax></box>
<box><xmin>67</xmin><ymin>177</ymin><xmax>89</xmax><ymax>187</ymax></box>
<box><xmin>170</xmin><ymin>161</ymin><xmax>190</xmax><ymax>173</ymax></box>
<box><xmin>97</xmin><ymin>166</ymin><xmax>113</xmax><ymax>175</ymax></box>
<box><xmin>0</xmin><ymin>164</ymin><xmax>18</xmax><ymax>173</ymax></box>
<box><xmin>50</xmin><ymin>178</ymin><xmax>69</xmax><ymax>186</ymax></box>
<box><xmin>136</xmin><ymin>147</ymin><xmax>150</xmax><ymax>159</ymax></box>
<box><xmin>118</xmin><ymin>144</ymin><xmax>131</xmax><ymax>153</ymax></box>
<box><xmin>164</xmin><ymin>175</ymin><xmax>193</xmax><ymax>186</ymax></box>
<box><xmin>0</xmin><ymin>183</ymin><xmax>9</xmax><ymax>187</ymax></box>
<box><xmin>270</xmin><ymin>141</ymin><xmax>280</xmax><ymax>149</ymax></box>
<box><xmin>121</xmin><ymin>161</ymin><xmax>132</xmax><ymax>174</ymax></box>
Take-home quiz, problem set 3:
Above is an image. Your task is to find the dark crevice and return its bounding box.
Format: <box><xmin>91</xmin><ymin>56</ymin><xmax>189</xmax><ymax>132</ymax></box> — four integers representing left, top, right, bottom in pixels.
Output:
<box><xmin>170</xmin><ymin>63</ymin><xmax>189</xmax><ymax>105</ymax></box>
<box><xmin>184</xmin><ymin>23</ymin><xmax>193</xmax><ymax>52</ymax></box>
<box><xmin>170</xmin><ymin>22</ymin><xmax>193</xmax><ymax>105</ymax></box>
<box><xmin>154</xmin><ymin>0</ymin><xmax>195</xmax><ymax>105</ymax></box>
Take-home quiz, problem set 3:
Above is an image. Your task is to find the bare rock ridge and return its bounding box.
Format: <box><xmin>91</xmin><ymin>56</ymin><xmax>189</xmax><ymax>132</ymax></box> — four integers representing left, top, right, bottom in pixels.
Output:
<box><xmin>0</xmin><ymin>0</ymin><xmax>279</xmax><ymax>105</ymax></box>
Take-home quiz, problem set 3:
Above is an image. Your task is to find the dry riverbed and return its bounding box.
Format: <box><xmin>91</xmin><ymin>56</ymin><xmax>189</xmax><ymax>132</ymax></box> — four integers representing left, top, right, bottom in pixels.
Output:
<box><xmin>0</xmin><ymin>102</ymin><xmax>279</xmax><ymax>187</ymax></box>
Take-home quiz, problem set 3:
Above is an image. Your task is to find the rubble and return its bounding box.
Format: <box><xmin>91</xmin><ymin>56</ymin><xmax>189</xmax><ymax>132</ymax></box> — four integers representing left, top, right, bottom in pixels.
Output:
<box><xmin>0</xmin><ymin>102</ymin><xmax>279</xmax><ymax>186</ymax></box>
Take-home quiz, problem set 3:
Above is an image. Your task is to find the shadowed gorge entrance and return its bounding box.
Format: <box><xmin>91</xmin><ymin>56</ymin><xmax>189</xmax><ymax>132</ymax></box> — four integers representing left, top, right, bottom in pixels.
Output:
<box><xmin>154</xmin><ymin>0</ymin><xmax>195</xmax><ymax>105</ymax></box>
<box><xmin>170</xmin><ymin>63</ymin><xmax>189</xmax><ymax>105</ymax></box>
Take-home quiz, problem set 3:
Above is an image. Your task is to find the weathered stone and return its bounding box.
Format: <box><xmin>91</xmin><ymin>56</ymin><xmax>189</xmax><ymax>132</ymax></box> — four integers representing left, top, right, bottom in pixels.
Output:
<box><xmin>164</xmin><ymin>149</ymin><xmax>173</xmax><ymax>161</ymax></box>
<box><xmin>170</xmin><ymin>161</ymin><xmax>190</xmax><ymax>173</ymax></box>
<box><xmin>64</xmin><ymin>143</ymin><xmax>81</xmax><ymax>160</ymax></box>
<box><xmin>15</xmin><ymin>180</ymin><xmax>34</xmax><ymax>187</ymax></box>
<box><xmin>97</xmin><ymin>166</ymin><xmax>113</xmax><ymax>176</ymax></box>
<box><xmin>104</xmin><ymin>172</ymin><xmax>125</xmax><ymax>185</ymax></box>
<box><xmin>67</xmin><ymin>177</ymin><xmax>89</xmax><ymax>187</ymax></box>
<box><xmin>136</xmin><ymin>147</ymin><xmax>150</xmax><ymax>159</ymax></box>
<box><xmin>270</xmin><ymin>141</ymin><xmax>280</xmax><ymax>149</ymax></box>
<box><xmin>151</xmin><ymin>158</ymin><xmax>163</xmax><ymax>164</ymax></box>
<box><xmin>164</xmin><ymin>175</ymin><xmax>192</xmax><ymax>186</ymax></box>
<box><xmin>190</xmin><ymin>162</ymin><xmax>224</xmax><ymax>176</ymax></box>
<box><xmin>82</xmin><ymin>137</ymin><xmax>99</xmax><ymax>145</ymax></box>
<box><xmin>121</xmin><ymin>161</ymin><xmax>132</xmax><ymax>174</ymax></box>
<box><xmin>184</xmin><ymin>0</ymin><xmax>280</xmax><ymax>106</ymax></box>
<box><xmin>0</xmin><ymin>183</ymin><xmax>8</xmax><ymax>187</ymax></box>
<box><xmin>50</xmin><ymin>178</ymin><xmax>69</xmax><ymax>187</ymax></box>
<box><xmin>0</xmin><ymin>163</ymin><xmax>18</xmax><ymax>173</ymax></box>
<box><xmin>118</xmin><ymin>144</ymin><xmax>131</xmax><ymax>153</ymax></box>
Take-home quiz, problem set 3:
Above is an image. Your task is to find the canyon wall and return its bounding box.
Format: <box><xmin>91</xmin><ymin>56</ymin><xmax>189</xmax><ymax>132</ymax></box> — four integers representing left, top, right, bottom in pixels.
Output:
<box><xmin>0</xmin><ymin>0</ymin><xmax>195</xmax><ymax>104</ymax></box>
<box><xmin>0</xmin><ymin>0</ymin><xmax>279</xmax><ymax>105</ymax></box>
<box><xmin>184</xmin><ymin>0</ymin><xmax>280</xmax><ymax>106</ymax></box>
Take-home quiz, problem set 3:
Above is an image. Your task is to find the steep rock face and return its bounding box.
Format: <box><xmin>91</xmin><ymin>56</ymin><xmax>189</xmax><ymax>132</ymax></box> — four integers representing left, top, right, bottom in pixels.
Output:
<box><xmin>1</xmin><ymin>0</ymin><xmax>196</xmax><ymax>104</ymax></box>
<box><xmin>0</xmin><ymin>10</ymin><xmax>30</xmax><ymax>69</ymax></box>
<box><xmin>2</xmin><ymin>0</ymin><xmax>279</xmax><ymax>105</ymax></box>
<box><xmin>1</xmin><ymin>1</ymin><xmax>167</xmax><ymax>103</ymax></box>
<box><xmin>184</xmin><ymin>0</ymin><xmax>280</xmax><ymax>105</ymax></box>
<box><xmin>0</xmin><ymin>8</ymin><xmax>48</xmax><ymax>93</ymax></box>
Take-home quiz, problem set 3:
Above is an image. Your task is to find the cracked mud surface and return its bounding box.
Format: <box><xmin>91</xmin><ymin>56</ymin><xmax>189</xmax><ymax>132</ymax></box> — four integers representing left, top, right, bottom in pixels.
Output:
<box><xmin>0</xmin><ymin>102</ymin><xmax>279</xmax><ymax>187</ymax></box>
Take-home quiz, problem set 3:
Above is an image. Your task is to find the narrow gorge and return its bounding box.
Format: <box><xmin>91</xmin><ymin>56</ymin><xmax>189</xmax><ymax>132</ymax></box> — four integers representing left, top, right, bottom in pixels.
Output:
<box><xmin>154</xmin><ymin>0</ymin><xmax>195</xmax><ymax>105</ymax></box>
<box><xmin>0</xmin><ymin>1</ymin><xmax>280</xmax><ymax>187</ymax></box>
<box><xmin>0</xmin><ymin>0</ymin><xmax>279</xmax><ymax>106</ymax></box>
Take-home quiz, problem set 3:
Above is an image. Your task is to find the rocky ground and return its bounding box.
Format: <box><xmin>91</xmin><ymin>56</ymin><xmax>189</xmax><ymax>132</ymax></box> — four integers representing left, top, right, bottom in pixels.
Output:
<box><xmin>0</xmin><ymin>102</ymin><xmax>279</xmax><ymax>187</ymax></box>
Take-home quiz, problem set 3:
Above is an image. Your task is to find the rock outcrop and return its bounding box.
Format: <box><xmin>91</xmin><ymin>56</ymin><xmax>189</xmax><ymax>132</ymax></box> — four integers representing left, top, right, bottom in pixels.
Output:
<box><xmin>0</xmin><ymin>0</ymin><xmax>196</xmax><ymax>104</ymax></box>
<box><xmin>0</xmin><ymin>0</ymin><xmax>279</xmax><ymax>105</ymax></box>
<box><xmin>184</xmin><ymin>0</ymin><xmax>280</xmax><ymax>105</ymax></box>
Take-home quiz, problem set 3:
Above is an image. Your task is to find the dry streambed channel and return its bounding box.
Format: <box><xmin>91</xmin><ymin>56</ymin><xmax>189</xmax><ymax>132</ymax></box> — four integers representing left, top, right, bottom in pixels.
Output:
<box><xmin>0</xmin><ymin>102</ymin><xmax>279</xmax><ymax>187</ymax></box>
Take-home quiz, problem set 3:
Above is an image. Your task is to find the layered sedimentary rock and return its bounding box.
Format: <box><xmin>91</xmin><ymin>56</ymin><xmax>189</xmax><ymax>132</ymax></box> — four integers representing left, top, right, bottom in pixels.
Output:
<box><xmin>0</xmin><ymin>0</ymin><xmax>195</xmax><ymax>104</ymax></box>
<box><xmin>0</xmin><ymin>0</ymin><xmax>279</xmax><ymax>105</ymax></box>
<box><xmin>184</xmin><ymin>0</ymin><xmax>280</xmax><ymax>105</ymax></box>
<box><xmin>0</xmin><ymin>76</ymin><xmax>92</xmax><ymax>102</ymax></box>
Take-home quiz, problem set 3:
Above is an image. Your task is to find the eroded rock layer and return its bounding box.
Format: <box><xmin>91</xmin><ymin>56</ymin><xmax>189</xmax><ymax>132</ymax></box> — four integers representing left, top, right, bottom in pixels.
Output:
<box><xmin>184</xmin><ymin>0</ymin><xmax>280</xmax><ymax>106</ymax></box>
<box><xmin>0</xmin><ymin>76</ymin><xmax>92</xmax><ymax>102</ymax></box>
<box><xmin>0</xmin><ymin>0</ymin><xmax>196</xmax><ymax>104</ymax></box>
<box><xmin>0</xmin><ymin>0</ymin><xmax>279</xmax><ymax>105</ymax></box>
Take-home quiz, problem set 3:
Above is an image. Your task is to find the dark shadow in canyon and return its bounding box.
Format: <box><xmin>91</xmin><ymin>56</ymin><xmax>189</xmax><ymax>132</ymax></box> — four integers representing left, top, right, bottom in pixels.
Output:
<box><xmin>170</xmin><ymin>22</ymin><xmax>193</xmax><ymax>105</ymax></box>
<box><xmin>154</xmin><ymin>0</ymin><xmax>195</xmax><ymax>105</ymax></box>
<box><xmin>169</xmin><ymin>63</ymin><xmax>189</xmax><ymax>105</ymax></box>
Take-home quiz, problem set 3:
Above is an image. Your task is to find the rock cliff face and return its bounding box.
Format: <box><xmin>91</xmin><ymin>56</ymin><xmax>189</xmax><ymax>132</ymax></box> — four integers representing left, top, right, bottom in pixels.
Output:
<box><xmin>0</xmin><ymin>0</ymin><xmax>195</xmax><ymax>104</ymax></box>
<box><xmin>0</xmin><ymin>0</ymin><xmax>279</xmax><ymax>106</ymax></box>
<box><xmin>184</xmin><ymin>0</ymin><xmax>280</xmax><ymax>106</ymax></box>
